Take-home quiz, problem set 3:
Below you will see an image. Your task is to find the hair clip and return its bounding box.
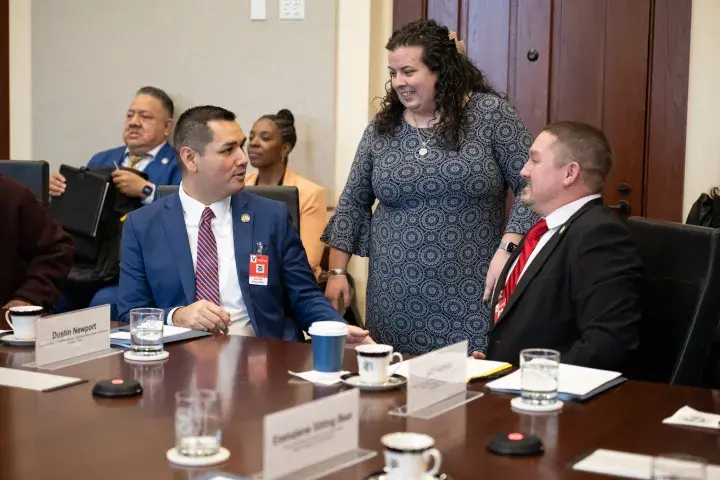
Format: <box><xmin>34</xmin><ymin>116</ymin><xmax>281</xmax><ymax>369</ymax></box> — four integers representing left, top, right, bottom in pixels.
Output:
<box><xmin>449</xmin><ymin>31</ymin><xmax>466</xmax><ymax>55</ymax></box>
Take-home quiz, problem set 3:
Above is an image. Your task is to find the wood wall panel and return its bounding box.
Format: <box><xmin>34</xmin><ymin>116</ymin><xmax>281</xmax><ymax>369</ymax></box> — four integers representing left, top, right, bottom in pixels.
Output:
<box><xmin>512</xmin><ymin>0</ymin><xmax>551</xmax><ymax>136</ymax></box>
<box><xmin>0</xmin><ymin>0</ymin><xmax>8</xmax><ymax>158</ymax></box>
<box><xmin>550</xmin><ymin>0</ymin><xmax>607</xmax><ymax>126</ymax></box>
<box><xmin>393</xmin><ymin>0</ymin><xmax>426</xmax><ymax>31</ymax></box>
<box><xmin>427</xmin><ymin>0</ymin><xmax>459</xmax><ymax>34</ymax></box>
<box><xmin>644</xmin><ymin>0</ymin><xmax>692</xmax><ymax>222</ymax></box>
<box><xmin>464</xmin><ymin>0</ymin><xmax>511</xmax><ymax>95</ymax></box>
<box><xmin>601</xmin><ymin>0</ymin><xmax>652</xmax><ymax>214</ymax></box>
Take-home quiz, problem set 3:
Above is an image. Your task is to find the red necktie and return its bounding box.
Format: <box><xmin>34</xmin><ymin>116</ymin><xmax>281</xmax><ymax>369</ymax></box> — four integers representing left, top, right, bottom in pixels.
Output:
<box><xmin>195</xmin><ymin>207</ymin><xmax>221</xmax><ymax>305</ymax></box>
<box><xmin>502</xmin><ymin>219</ymin><xmax>549</xmax><ymax>301</ymax></box>
<box><xmin>494</xmin><ymin>219</ymin><xmax>549</xmax><ymax>323</ymax></box>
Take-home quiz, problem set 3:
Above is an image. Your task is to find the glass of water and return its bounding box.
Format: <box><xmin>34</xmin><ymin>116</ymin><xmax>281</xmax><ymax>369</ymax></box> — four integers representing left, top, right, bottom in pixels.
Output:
<box><xmin>175</xmin><ymin>389</ymin><xmax>222</xmax><ymax>457</ymax></box>
<box><xmin>651</xmin><ymin>454</ymin><xmax>707</xmax><ymax>479</ymax></box>
<box><xmin>129</xmin><ymin>308</ymin><xmax>164</xmax><ymax>356</ymax></box>
<box><xmin>520</xmin><ymin>348</ymin><xmax>560</xmax><ymax>406</ymax></box>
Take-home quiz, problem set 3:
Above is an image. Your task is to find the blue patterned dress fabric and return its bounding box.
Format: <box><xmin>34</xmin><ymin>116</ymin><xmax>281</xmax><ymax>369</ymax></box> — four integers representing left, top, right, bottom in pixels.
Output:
<box><xmin>322</xmin><ymin>93</ymin><xmax>539</xmax><ymax>355</ymax></box>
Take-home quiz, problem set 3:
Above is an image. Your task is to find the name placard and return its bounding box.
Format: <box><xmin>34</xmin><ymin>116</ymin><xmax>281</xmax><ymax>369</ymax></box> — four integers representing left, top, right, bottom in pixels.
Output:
<box><xmin>262</xmin><ymin>388</ymin><xmax>360</xmax><ymax>479</ymax></box>
<box><xmin>35</xmin><ymin>305</ymin><xmax>111</xmax><ymax>367</ymax></box>
<box><xmin>406</xmin><ymin>340</ymin><xmax>467</xmax><ymax>414</ymax></box>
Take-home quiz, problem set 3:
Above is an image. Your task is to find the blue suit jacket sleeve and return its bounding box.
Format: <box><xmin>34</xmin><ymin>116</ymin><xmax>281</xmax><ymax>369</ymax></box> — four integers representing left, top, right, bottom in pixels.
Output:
<box><xmin>117</xmin><ymin>215</ymin><xmax>176</xmax><ymax>323</ymax></box>
<box><xmin>278</xmin><ymin>206</ymin><xmax>345</xmax><ymax>331</ymax></box>
<box><xmin>86</xmin><ymin>151</ymin><xmax>109</xmax><ymax>169</ymax></box>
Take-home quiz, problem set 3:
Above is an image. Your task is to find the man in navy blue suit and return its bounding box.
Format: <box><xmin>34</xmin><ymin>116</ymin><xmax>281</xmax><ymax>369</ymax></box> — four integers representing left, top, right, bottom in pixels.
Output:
<box><xmin>51</xmin><ymin>86</ymin><xmax>182</xmax><ymax>316</ymax></box>
<box><xmin>117</xmin><ymin>105</ymin><xmax>371</xmax><ymax>343</ymax></box>
<box><xmin>49</xmin><ymin>86</ymin><xmax>181</xmax><ymax>201</ymax></box>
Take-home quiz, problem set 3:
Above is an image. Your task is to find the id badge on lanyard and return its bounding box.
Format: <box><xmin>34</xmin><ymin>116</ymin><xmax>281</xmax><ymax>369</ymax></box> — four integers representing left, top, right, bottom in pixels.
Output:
<box><xmin>249</xmin><ymin>242</ymin><xmax>269</xmax><ymax>286</ymax></box>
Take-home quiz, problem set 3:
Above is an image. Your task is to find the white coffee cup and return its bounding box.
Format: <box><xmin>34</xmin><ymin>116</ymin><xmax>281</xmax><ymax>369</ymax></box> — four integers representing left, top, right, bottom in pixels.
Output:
<box><xmin>355</xmin><ymin>344</ymin><xmax>403</xmax><ymax>384</ymax></box>
<box><xmin>5</xmin><ymin>305</ymin><xmax>42</xmax><ymax>340</ymax></box>
<box><xmin>381</xmin><ymin>432</ymin><xmax>442</xmax><ymax>479</ymax></box>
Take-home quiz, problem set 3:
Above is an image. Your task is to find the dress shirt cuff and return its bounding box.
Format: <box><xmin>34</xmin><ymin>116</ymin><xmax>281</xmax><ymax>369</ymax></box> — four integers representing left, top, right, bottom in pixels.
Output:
<box><xmin>167</xmin><ymin>307</ymin><xmax>180</xmax><ymax>326</ymax></box>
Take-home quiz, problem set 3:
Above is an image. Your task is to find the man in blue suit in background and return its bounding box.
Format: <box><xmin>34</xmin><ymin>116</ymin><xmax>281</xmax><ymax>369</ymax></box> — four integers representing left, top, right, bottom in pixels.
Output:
<box><xmin>49</xmin><ymin>86</ymin><xmax>181</xmax><ymax>201</ymax></box>
<box><xmin>51</xmin><ymin>86</ymin><xmax>182</xmax><ymax>316</ymax></box>
<box><xmin>117</xmin><ymin>105</ymin><xmax>371</xmax><ymax>343</ymax></box>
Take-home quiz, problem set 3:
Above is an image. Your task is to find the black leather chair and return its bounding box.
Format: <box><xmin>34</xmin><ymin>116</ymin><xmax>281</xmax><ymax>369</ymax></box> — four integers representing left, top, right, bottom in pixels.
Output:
<box><xmin>0</xmin><ymin>160</ymin><xmax>50</xmax><ymax>206</ymax></box>
<box><xmin>156</xmin><ymin>185</ymin><xmax>300</xmax><ymax>232</ymax></box>
<box><xmin>626</xmin><ymin>216</ymin><xmax>720</xmax><ymax>386</ymax></box>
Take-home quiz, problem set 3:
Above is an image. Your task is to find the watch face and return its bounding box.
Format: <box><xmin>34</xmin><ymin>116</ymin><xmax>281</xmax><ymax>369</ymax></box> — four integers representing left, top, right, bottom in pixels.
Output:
<box><xmin>142</xmin><ymin>185</ymin><xmax>153</xmax><ymax>196</ymax></box>
<box><xmin>507</xmin><ymin>243</ymin><xmax>517</xmax><ymax>253</ymax></box>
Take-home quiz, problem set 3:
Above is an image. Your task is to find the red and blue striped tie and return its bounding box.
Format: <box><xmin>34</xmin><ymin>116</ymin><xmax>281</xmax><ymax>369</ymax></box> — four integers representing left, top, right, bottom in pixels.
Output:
<box><xmin>195</xmin><ymin>207</ymin><xmax>221</xmax><ymax>305</ymax></box>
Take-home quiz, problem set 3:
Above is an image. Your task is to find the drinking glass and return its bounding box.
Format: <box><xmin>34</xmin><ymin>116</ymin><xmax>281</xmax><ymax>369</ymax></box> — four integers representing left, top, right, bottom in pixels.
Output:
<box><xmin>174</xmin><ymin>389</ymin><xmax>223</xmax><ymax>457</ymax></box>
<box><xmin>129</xmin><ymin>308</ymin><xmax>164</xmax><ymax>355</ymax></box>
<box><xmin>520</xmin><ymin>348</ymin><xmax>560</xmax><ymax>406</ymax></box>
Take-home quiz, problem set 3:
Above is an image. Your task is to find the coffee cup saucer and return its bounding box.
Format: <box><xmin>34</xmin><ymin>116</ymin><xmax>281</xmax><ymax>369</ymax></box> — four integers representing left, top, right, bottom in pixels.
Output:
<box><xmin>339</xmin><ymin>373</ymin><xmax>407</xmax><ymax>391</ymax></box>
<box><xmin>0</xmin><ymin>333</ymin><xmax>35</xmax><ymax>347</ymax></box>
<box><xmin>363</xmin><ymin>470</ymin><xmax>452</xmax><ymax>480</ymax></box>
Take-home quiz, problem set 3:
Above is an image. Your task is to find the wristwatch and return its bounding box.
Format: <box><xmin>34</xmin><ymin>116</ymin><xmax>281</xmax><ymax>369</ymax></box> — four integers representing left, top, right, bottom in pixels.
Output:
<box><xmin>329</xmin><ymin>269</ymin><xmax>348</xmax><ymax>276</ymax></box>
<box><xmin>141</xmin><ymin>183</ymin><xmax>155</xmax><ymax>198</ymax></box>
<box><xmin>498</xmin><ymin>241</ymin><xmax>517</xmax><ymax>253</ymax></box>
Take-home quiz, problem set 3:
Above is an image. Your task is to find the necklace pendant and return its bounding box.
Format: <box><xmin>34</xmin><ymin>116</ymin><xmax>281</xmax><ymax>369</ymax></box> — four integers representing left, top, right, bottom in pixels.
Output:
<box><xmin>418</xmin><ymin>146</ymin><xmax>428</xmax><ymax>156</ymax></box>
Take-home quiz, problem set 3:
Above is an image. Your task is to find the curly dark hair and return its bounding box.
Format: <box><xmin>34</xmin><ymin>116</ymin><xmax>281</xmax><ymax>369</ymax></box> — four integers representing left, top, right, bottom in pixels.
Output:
<box><xmin>374</xmin><ymin>19</ymin><xmax>503</xmax><ymax>149</ymax></box>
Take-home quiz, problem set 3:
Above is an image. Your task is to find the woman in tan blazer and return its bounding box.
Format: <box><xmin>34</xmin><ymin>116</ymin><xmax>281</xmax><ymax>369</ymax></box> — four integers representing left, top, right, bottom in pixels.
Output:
<box><xmin>245</xmin><ymin>109</ymin><xmax>327</xmax><ymax>280</ymax></box>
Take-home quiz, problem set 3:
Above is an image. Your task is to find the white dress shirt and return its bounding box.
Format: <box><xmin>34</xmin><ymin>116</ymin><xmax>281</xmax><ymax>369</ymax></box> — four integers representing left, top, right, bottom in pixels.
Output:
<box><xmin>122</xmin><ymin>141</ymin><xmax>166</xmax><ymax>205</ymax></box>
<box><xmin>505</xmin><ymin>194</ymin><xmax>602</xmax><ymax>285</ymax></box>
<box><xmin>168</xmin><ymin>183</ymin><xmax>254</xmax><ymax>336</ymax></box>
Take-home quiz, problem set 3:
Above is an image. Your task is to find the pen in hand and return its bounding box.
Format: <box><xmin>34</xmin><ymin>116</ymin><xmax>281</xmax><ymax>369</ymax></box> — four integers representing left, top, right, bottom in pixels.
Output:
<box><xmin>113</xmin><ymin>160</ymin><xmax>120</xmax><ymax>170</ymax></box>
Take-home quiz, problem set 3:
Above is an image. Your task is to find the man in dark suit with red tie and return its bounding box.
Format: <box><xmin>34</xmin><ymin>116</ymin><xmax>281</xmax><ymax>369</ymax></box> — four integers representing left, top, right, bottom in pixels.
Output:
<box><xmin>474</xmin><ymin>121</ymin><xmax>643</xmax><ymax>371</ymax></box>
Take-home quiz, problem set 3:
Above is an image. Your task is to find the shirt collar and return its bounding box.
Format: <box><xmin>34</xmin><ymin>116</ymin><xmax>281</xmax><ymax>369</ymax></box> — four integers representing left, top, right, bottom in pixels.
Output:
<box><xmin>178</xmin><ymin>182</ymin><xmax>232</xmax><ymax>225</ymax></box>
<box><xmin>123</xmin><ymin>141</ymin><xmax>167</xmax><ymax>160</ymax></box>
<box><xmin>544</xmin><ymin>194</ymin><xmax>602</xmax><ymax>230</ymax></box>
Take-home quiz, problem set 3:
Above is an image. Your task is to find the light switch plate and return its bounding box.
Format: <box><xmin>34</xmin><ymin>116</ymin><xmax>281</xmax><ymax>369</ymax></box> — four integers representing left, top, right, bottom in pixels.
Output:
<box><xmin>251</xmin><ymin>0</ymin><xmax>266</xmax><ymax>20</ymax></box>
<box><xmin>279</xmin><ymin>0</ymin><xmax>305</xmax><ymax>20</ymax></box>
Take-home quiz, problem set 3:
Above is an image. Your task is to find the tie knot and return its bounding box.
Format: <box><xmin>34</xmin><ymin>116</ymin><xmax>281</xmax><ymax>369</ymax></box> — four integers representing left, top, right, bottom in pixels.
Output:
<box><xmin>528</xmin><ymin>219</ymin><xmax>549</xmax><ymax>239</ymax></box>
<box><xmin>201</xmin><ymin>207</ymin><xmax>215</xmax><ymax>224</ymax></box>
<box><xmin>128</xmin><ymin>155</ymin><xmax>143</xmax><ymax>168</ymax></box>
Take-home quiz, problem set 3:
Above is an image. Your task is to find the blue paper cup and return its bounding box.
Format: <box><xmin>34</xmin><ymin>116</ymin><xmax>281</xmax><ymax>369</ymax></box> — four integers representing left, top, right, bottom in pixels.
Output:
<box><xmin>308</xmin><ymin>321</ymin><xmax>348</xmax><ymax>373</ymax></box>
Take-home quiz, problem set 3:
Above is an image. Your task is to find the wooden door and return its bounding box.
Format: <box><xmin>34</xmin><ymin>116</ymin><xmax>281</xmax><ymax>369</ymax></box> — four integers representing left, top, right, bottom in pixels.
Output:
<box><xmin>462</xmin><ymin>0</ymin><xmax>650</xmax><ymax>216</ymax></box>
<box><xmin>0</xmin><ymin>0</ymin><xmax>8</xmax><ymax>158</ymax></box>
<box><xmin>548</xmin><ymin>0</ymin><xmax>651</xmax><ymax>215</ymax></box>
<box><xmin>396</xmin><ymin>0</ymin><xmax>691</xmax><ymax>222</ymax></box>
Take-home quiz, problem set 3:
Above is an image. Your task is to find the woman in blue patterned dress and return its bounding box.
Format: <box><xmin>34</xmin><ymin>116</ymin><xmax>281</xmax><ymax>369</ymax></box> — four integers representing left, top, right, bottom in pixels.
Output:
<box><xmin>322</xmin><ymin>20</ymin><xmax>539</xmax><ymax>355</ymax></box>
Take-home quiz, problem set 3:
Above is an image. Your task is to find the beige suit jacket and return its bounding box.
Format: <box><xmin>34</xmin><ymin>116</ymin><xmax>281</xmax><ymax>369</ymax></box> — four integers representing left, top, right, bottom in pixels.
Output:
<box><xmin>245</xmin><ymin>166</ymin><xmax>327</xmax><ymax>280</ymax></box>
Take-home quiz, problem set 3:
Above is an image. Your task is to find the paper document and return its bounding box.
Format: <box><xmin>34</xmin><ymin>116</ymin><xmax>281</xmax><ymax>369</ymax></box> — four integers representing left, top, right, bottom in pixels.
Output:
<box><xmin>663</xmin><ymin>405</ymin><xmax>720</xmax><ymax>430</ymax></box>
<box><xmin>0</xmin><ymin>367</ymin><xmax>86</xmax><ymax>392</ymax></box>
<box><xmin>110</xmin><ymin>325</ymin><xmax>192</xmax><ymax>347</ymax></box>
<box><xmin>395</xmin><ymin>358</ymin><xmax>511</xmax><ymax>382</ymax></box>
<box><xmin>486</xmin><ymin>363</ymin><xmax>621</xmax><ymax>397</ymax></box>
<box><xmin>288</xmin><ymin>370</ymin><xmax>350</xmax><ymax>385</ymax></box>
<box><xmin>573</xmin><ymin>449</ymin><xmax>720</xmax><ymax>479</ymax></box>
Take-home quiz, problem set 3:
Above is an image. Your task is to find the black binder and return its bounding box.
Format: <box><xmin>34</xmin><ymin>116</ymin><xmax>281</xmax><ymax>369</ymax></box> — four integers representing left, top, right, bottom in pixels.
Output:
<box><xmin>49</xmin><ymin>165</ymin><xmax>109</xmax><ymax>237</ymax></box>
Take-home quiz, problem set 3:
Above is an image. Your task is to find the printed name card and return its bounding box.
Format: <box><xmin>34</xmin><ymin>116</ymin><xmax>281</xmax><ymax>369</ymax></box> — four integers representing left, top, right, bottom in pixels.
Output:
<box><xmin>405</xmin><ymin>340</ymin><xmax>468</xmax><ymax>415</ymax></box>
<box><xmin>35</xmin><ymin>305</ymin><xmax>111</xmax><ymax>367</ymax></box>
<box><xmin>262</xmin><ymin>388</ymin><xmax>361</xmax><ymax>479</ymax></box>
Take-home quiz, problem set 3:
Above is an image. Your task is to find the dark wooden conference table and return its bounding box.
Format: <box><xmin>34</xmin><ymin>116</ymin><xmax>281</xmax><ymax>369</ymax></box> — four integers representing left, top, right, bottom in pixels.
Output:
<box><xmin>2</xmin><ymin>322</ymin><xmax>720</xmax><ymax>479</ymax></box>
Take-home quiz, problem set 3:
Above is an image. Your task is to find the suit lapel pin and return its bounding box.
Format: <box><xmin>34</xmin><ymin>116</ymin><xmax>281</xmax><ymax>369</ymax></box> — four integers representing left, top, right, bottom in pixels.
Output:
<box><xmin>241</xmin><ymin>213</ymin><xmax>251</xmax><ymax>223</ymax></box>
<box><xmin>559</xmin><ymin>225</ymin><xmax>567</xmax><ymax>235</ymax></box>
<box><xmin>161</xmin><ymin>157</ymin><xmax>169</xmax><ymax>165</ymax></box>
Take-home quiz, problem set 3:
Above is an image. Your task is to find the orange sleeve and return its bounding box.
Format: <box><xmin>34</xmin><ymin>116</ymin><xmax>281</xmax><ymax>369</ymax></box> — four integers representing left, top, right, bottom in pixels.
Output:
<box><xmin>299</xmin><ymin>184</ymin><xmax>327</xmax><ymax>280</ymax></box>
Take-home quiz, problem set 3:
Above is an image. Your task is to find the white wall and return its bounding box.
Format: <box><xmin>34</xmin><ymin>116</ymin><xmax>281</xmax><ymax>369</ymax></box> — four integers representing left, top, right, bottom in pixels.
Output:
<box><xmin>334</xmin><ymin>0</ymin><xmax>392</xmax><ymax>323</ymax></box>
<box><xmin>683</xmin><ymin>0</ymin><xmax>720</xmax><ymax>218</ymax></box>
<box><xmin>26</xmin><ymin>0</ymin><xmax>337</xmax><ymax>202</ymax></box>
<box><xmin>9</xmin><ymin>0</ymin><xmax>31</xmax><ymax>159</ymax></box>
